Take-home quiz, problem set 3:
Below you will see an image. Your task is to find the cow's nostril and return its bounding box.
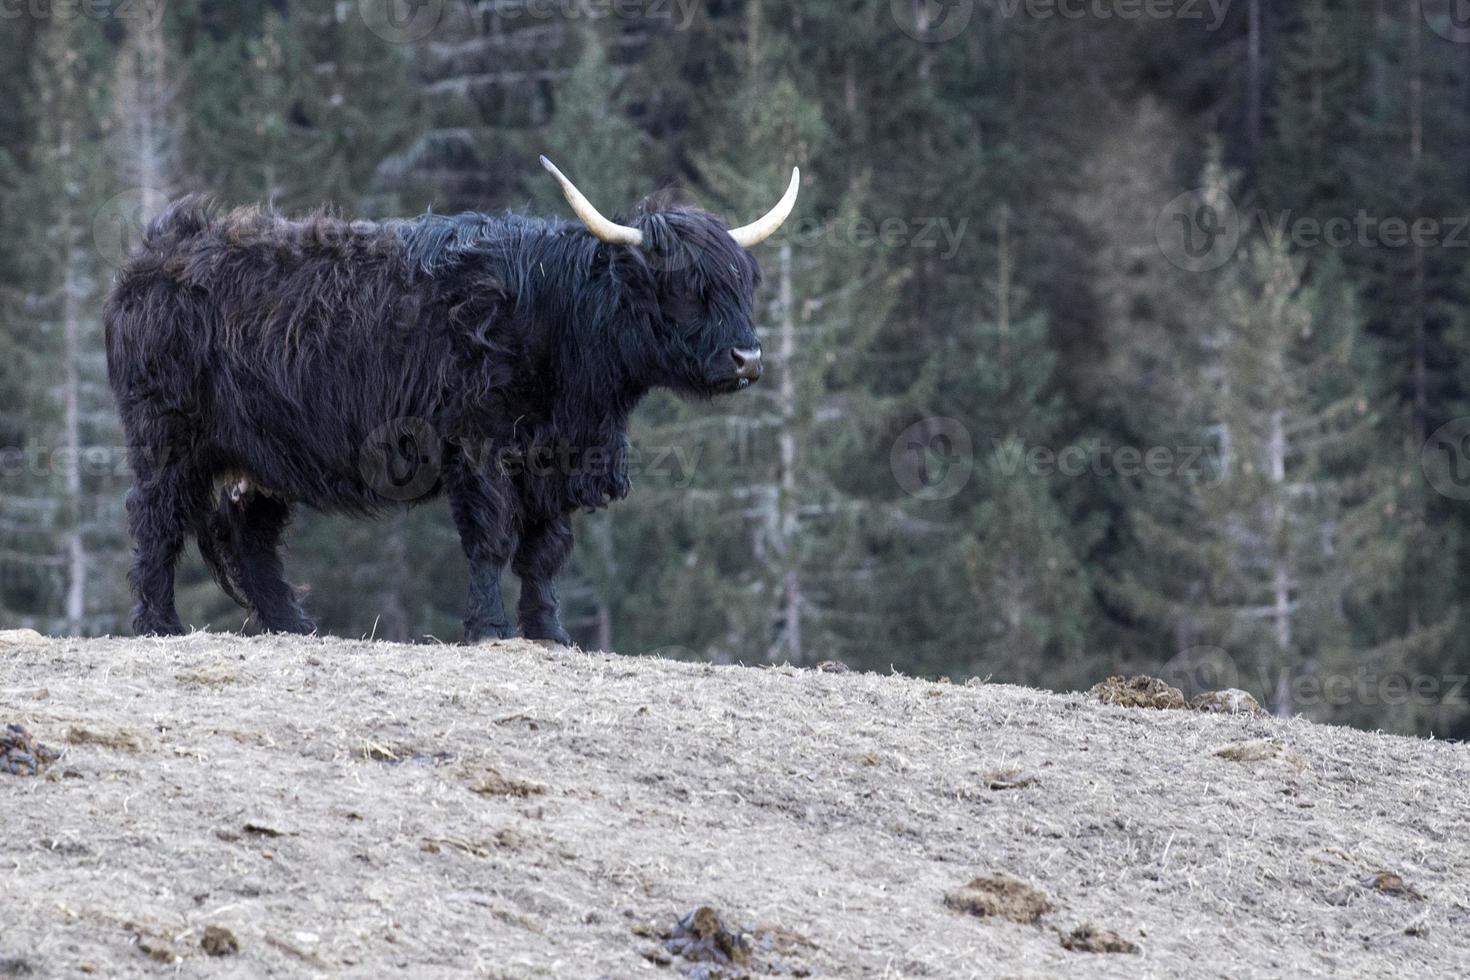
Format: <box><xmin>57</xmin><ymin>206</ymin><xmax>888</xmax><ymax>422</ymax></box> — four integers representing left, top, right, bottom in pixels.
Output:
<box><xmin>730</xmin><ymin>347</ymin><xmax>762</xmax><ymax>381</ymax></box>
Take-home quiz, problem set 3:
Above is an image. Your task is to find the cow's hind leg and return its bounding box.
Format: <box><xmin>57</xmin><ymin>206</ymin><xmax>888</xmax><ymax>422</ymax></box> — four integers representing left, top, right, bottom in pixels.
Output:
<box><xmin>513</xmin><ymin>516</ymin><xmax>573</xmax><ymax>645</ymax></box>
<box><xmin>446</xmin><ymin>459</ymin><xmax>515</xmax><ymax>643</ymax></box>
<box><xmin>126</xmin><ymin>462</ymin><xmax>205</xmax><ymax>636</ymax></box>
<box><xmin>218</xmin><ymin>493</ymin><xmax>315</xmax><ymax>635</ymax></box>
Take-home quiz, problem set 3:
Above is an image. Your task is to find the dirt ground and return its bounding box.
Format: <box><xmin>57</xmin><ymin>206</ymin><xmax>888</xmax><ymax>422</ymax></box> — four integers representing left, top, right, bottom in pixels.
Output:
<box><xmin>2</xmin><ymin>632</ymin><xmax>1468</xmax><ymax>979</ymax></box>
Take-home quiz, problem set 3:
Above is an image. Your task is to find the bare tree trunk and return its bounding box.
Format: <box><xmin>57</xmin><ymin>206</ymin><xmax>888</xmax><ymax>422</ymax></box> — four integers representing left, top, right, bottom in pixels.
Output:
<box><xmin>1267</xmin><ymin>409</ymin><xmax>1292</xmax><ymax>716</ymax></box>
<box><xmin>1407</xmin><ymin>0</ymin><xmax>1426</xmax><ymax>636</ymax></box>
<box><xmin>776</xmin><ymin>242</ymin><xmax>801</xmax><ymax>663</ymax></box>
<box><xmin>62</xmin><ymin>241</ymin><xmax>86</xmax><ymax>636</ymax></box>
<box><xmin>1246</xmin><ymin>0</ymin><xmax>1262</xmax><ymax>162</ymax></box>
<box><xmin>51</xmin><ymin>35</ymin><xmax>89</xmax><ymax>637</ymax></box>
<box><xmin>116</xmin><ymin>20</ymin><xmax>172</xmax><ymax>194</ymax></box>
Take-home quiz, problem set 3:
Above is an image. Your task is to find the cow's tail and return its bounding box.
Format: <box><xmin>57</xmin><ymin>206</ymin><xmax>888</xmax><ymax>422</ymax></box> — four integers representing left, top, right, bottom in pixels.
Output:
<box><xmin>192</xmin><ymin>493</ymin><xmax>250</xmax><ymax>612</ymax></box>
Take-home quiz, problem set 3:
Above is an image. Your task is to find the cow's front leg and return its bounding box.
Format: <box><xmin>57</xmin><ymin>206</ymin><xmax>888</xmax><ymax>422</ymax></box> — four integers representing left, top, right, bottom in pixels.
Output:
<box><xmin>446</xmin><ymin>459</ymin><xmax>515</xmax><ymax>643</ymax></box>
<box><xmin>513</xmin><ymin>515</ymin><xmax>573</xmax><ymax>645</ymax></box>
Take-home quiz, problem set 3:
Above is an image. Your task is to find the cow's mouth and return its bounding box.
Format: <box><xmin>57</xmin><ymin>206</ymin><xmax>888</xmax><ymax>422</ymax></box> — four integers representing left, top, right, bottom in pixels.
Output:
<box><xmin>709</xmin><ymin>376</ymin><xmax>753</xmax><ymax>395</ymax></box>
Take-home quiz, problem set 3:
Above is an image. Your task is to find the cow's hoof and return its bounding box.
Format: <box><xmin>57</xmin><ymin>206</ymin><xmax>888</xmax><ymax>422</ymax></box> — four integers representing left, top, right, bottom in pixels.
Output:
<box><xmin>270</xmin><ymin>621</ymin><xmax>317</xmax><ymax>636</ymax></box>
<box><xmin>521</xmin><ymin>622</ymin><xmax>572</xmax><ymax>647</ymax></box>
<box><xmin>134</xmin><ymin>614</ymin><xmax>185</xmax><ymax>637</ymax></box>
<box><xmin>464</xmin><ymin>622</ymin><xmax>514</xmax><ymax>644</ymax></box>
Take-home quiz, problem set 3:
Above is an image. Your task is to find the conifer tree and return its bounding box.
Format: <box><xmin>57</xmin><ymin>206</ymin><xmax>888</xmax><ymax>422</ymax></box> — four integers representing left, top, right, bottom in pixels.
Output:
<box><xmin>1</xmin><ymin>19</ymin><xmax>124</xmax><ymax>634</ymax></box>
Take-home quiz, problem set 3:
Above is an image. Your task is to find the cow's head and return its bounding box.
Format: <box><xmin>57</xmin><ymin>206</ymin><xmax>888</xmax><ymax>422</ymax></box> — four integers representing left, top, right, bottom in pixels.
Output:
<box><xmin>540</xmin><ymin>156</ymin><xmax>798</xmax><ymax>397</ymax></box>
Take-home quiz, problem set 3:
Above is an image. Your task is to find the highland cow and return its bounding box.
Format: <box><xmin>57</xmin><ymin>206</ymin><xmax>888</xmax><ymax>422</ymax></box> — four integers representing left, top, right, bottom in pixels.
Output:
<box><xmin>103</xmin><ymin>158</ymin><xmax>798</xmax><ymax>642</ymax></box>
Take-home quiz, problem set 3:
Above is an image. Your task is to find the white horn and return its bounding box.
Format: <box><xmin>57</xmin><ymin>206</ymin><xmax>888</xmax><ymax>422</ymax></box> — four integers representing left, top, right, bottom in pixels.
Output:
<box><xmin>728</xmin><ymin>167</ymin><xmax>800</xmax><ymax>248</ymax></box>
<box><xmin>540</xmin><ymin>155</ymin><xmax>642</xmax><ymax>247</ymax></box>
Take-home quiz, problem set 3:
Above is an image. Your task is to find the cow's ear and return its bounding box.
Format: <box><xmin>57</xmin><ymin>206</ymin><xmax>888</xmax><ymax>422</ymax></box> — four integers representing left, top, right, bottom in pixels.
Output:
<box><xmin>603</xmin><ymin>241</ymin><xmax>658</xmax><ymax>298</ymax></box>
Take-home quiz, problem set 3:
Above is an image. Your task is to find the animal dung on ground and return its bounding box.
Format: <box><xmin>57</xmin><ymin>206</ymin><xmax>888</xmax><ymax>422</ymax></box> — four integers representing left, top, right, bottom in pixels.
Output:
<box><xmin>201</xmin><ymin>925</ymin><xmax>239</xmax><ymax>956</ymax></box>
<box><xmin>1190</xmin><ymin>688</ymin><xmax>1263</xmax><ymax>715</ymax></box>
<box><xmin>638</xmin><ymin>906</ymin><xmax>814</xmax><ymax>977</ymax></box>
<box><xmin>1059</xmin><ymin>924</ymin><xmax>1141</xmax><ymax>954</ymax></box>
<box><xmin>663</xmin><ymin>906</ymin><xmax>752</xmax><ymax>971</ymax></box>
<box><xmin>984</xmin><ymin>768</ymin><xmax>1039</xmax><ymax>790</ymax></box>
<box><xmin>1213</xmin><ymin>739</ymin><xmax>1303</xmax><ymax>768</ymax></box>
<box><xmin>133</xmin><ymin>933</ymin><xmax>175</xmax><ymax>964</ymax></box>
<box><xmin>1090</xmin><ymin>675</ymin><xmax>1268</xmax><ymax>715</ymax></box>
<box><xmin>468</xmin><ymin>766</ymin><xmax>545</xmax><ymax>798</ymax></box>
<box><xmin>1</xmin><ymin>723</ymin><xmax>60</xmax><ymax>776</ymax></box>
<box><xmin>0</xmin><ymin>956</ymin><xmax>35</xmax><ymax>978</ymax></box>
<box><xmin>944</xmin><ymin>873</ymin><xmax>1053</xmax><ymax>924</ymax></box>
<box><xmin>63</xmin><ymin>725</ymin><xmax>142</xmax><ymax>752</ymax></box>
<box><xmin>1088</xmin><ymin>675</ymin><xmax>1188</xmax><ymax>710</ymax></box>
<box><xmin>1365</xmin><ymin>871</ymin><xmax>1423</xmax><ymax>900</ymax></box>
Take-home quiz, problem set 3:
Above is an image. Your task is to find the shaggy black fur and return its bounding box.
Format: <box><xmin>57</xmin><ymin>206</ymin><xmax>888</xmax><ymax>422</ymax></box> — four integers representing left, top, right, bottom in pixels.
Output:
<box><xmin>104</xmin><ymin>195</ymin><xmax>763</xmax><ymax>641</ymax></box>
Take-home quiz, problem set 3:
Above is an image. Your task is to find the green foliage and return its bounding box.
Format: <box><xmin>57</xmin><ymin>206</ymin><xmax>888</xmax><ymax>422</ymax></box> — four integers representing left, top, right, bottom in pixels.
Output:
<box><xmin>5</xmin><ymin>1</ymin><xmax>1470</xmax><ymax>735</ymax></box>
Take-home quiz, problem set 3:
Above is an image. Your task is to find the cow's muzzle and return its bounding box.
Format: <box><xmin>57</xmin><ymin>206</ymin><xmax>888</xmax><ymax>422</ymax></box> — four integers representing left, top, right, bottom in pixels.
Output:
<box><xmin>729</xmin><ymin>347</ymin><xmax>762</xmax><ymax>383</ymax></box>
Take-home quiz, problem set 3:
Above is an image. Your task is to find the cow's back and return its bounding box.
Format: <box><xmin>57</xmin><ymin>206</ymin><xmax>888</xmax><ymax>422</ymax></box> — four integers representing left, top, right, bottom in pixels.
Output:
<box><xmin>104</xmin><ymin>199</ymin><xmax>456</xmax><ymax>511</ymax></box>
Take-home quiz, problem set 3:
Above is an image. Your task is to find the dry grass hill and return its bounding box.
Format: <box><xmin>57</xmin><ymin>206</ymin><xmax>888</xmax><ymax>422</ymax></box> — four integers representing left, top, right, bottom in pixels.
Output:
<box><xmin>2</xmin><ymin>631</ymin><xmax>1468</xmax><ymax>978</ymax></box>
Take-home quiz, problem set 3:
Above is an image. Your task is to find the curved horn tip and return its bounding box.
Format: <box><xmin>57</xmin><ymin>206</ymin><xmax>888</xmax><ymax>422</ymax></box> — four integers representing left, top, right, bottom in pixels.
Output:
<box><xmin>727</xmin><ymin>165</ymin><xmax>802</xmax><ymax>249</ymax></box>
<box><xmin>539</xmin><ymin>155</ymin><xmax>643</xmax><ymax>247</ymax></box>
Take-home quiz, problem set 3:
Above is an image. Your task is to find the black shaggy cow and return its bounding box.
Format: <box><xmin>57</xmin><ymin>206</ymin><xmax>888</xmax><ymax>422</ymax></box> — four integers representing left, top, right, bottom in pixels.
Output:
<box><xmin>104</xmin><ymin>157</ymin><xmax>798</xmax><ymax>642</ymax></box>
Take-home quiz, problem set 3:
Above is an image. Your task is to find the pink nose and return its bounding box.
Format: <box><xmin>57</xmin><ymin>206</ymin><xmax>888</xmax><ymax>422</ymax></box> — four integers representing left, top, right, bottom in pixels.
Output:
<box><xmin>730</xmin><ymin>347</ymin><xmax>762</xmax><ymax>381</ymax></box>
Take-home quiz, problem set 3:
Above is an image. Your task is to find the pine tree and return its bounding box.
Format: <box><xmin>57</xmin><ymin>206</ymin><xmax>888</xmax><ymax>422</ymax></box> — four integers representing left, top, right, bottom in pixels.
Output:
<box><xmin>1198</xmin><ymin>240</ymin><xmax>1423</xmax><ymax>719</ymax></box>
<box><xmin>949</xmin><ymin>209</ymin><xmax>1094</xmax><ymax>685</ymax></box>
<box><xmin>0</xmin><ymin>18</ymin><xmax>125</xmax><ymax>634</ymax></box>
